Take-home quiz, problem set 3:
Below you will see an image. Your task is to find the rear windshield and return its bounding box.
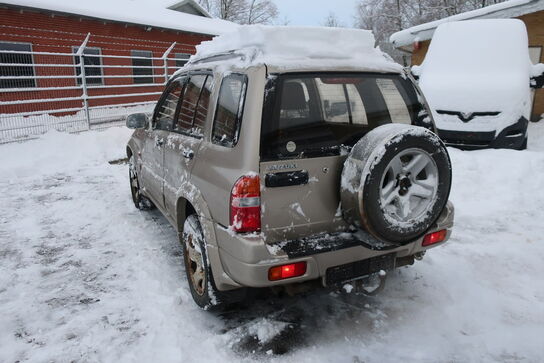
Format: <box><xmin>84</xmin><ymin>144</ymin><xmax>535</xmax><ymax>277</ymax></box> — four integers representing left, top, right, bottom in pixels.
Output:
<box><xmin>260</xmin><ymin>73</ymin><xmax>428</xmax><ymax>161</ymax></box>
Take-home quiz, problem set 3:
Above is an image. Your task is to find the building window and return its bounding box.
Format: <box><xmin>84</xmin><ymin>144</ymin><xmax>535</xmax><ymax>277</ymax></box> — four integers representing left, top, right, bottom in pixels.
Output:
<box><xmin>132</xmin><ymin>50</ymin><xmax>154</xmax><ymax>84</ymax></box>
<box><xmin>175</xmin><ymin>53</ymin><xmax>191</xmax><ymax>68</ymax></box>
<box><xmin>0</xmin><ymin>42</ymin><xmax>35</xmax><ymax>89</ymax></box>
<box><xmin>73</xmin><ymin>47</ymin><xmax>103</xmax><ymax>85</ymax></box>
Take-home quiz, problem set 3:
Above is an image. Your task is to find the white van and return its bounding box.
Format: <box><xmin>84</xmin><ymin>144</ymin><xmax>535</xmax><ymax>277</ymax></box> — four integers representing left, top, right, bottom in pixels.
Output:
<box><xmin>413</xmin><ymin>19</ymin><xmax>544</xmax><ymax>150</ymax></box>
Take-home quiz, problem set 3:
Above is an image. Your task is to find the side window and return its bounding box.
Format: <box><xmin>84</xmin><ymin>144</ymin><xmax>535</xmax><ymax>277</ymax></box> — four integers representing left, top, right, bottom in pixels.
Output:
<box><xmin>154</xmin><ymin>81</ymin><xmax>183</xmax><ymax>131</ymax></box>
<box><xmin>174</xmin><ymin>74</ymin><xmax>207</xmax><ymax>135</ymax></box>
<box><xmin>212</xmin><ymin>74</ymin><xmax>247</xmax><ymax>147</ymax></box>
<box><xmin>193</xmin><ymin>76</ymin><xmax>213</xmax><ymax>134</ymax></box>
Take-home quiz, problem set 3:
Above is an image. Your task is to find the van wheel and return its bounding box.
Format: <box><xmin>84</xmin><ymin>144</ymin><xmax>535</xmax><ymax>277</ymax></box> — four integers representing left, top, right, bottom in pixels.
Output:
<box><xmin>182</xmin><ymin>214</ymin><xmax>247</xmax><ymax>310</ymax></box>
<box><xmin>128</xmin><ymin>155</ymin><xmax>155</xmax><ymax>210</ymax></box>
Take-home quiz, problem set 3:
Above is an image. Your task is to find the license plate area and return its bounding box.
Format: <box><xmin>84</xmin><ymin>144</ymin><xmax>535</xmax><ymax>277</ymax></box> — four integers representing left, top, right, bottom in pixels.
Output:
<box><xmin>325</xmin><ymin>253</ymin><xmax>396</xmax><ymax>286</ymax></box>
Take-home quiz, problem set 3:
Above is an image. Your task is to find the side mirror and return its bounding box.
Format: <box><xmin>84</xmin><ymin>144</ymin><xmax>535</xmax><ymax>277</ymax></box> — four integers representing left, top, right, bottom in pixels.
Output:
<box><xmin>126</xmin><ymin>113</ymin><xmax>149</xmax><ymax>129</ymax></box>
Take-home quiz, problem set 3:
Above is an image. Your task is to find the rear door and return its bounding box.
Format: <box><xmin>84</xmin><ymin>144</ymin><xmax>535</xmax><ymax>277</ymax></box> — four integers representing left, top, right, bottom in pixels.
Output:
<box><xmin>140</xmin><ymin>80</ymin><xmax>184</xmax><ymax>210</ymax></box>
<box><xmin>259</xmin><ymin>73</ymin><xmax>424</xmax><ymax>243</ymax></box>
<box><xmin>163</xmin><ymin>74</ymin><xmax>214</xmax><ymax>217</ymax></box>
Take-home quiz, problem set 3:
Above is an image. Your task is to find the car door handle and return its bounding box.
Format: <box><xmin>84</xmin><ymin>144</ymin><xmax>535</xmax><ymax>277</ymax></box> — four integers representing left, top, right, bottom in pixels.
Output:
<box><xmin>182</xmin><ymin>149</ymin><xmax>194</xmax><ymax>160</ymax></box>
<box><xmin>265</xmin><ymin>170</ymin><xmax>309</xmax><ymax>188</ymax></box>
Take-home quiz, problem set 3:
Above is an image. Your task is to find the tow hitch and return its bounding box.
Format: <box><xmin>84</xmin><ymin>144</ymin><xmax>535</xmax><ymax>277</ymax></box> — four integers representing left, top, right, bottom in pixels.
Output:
<box><xmin>342</xmin><ymin>270</ymin><xmax>388</xmax><ymax>296</ymax></box>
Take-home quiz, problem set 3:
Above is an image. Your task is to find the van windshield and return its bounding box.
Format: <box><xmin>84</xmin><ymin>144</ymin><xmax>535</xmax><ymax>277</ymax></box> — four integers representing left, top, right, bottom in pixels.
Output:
<box><xmin>260</xmin><ymin>73</ymin><xmax>427</xmax><ymax>161</ymax></box>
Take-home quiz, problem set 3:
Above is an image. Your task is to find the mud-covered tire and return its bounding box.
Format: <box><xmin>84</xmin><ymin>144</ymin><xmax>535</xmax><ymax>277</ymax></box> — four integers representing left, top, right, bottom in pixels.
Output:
<box><xmin>182</xmin><ymin>214</ymin><xmax>247</xmax><ymax>310</ymax></box>
<box><xmin>128</xmin><ymin>155</ymin><xmax>155</xmax><ymax>210</ymax></box>
<box><xmin>341</xmin><ymin>124</ymin><xmax>452</xmax><ymax>243</ymax></box>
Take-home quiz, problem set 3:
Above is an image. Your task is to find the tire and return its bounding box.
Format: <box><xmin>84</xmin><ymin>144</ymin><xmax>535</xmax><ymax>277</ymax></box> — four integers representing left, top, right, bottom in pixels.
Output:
<box><xmin>182</xmin><ymin>214</ymin><xmax>247</xmax><ymax>310</ymax></box>
<box><xmin>341</xmin><ymin>124</ymin><xmax>452</xmax><ymax>243</ymax></box>
<box><xmin>128</xmin><ymin>155</ymin><xmax>155</xmax><ymax>210</ymax></box>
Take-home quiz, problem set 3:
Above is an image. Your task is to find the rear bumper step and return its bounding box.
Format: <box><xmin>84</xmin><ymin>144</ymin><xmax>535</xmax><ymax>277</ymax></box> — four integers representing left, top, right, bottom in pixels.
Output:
<box><xmin>270</xmin><ymin>229</ymin><xmax>400</xmax><ymax>259</ymax></box>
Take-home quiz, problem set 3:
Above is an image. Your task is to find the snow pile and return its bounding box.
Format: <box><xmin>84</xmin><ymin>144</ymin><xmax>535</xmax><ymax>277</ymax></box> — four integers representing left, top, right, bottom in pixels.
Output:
<box><xmin>247</xmin><ymin>318</ymin><xmax>289</xmax><ymax>345</ymax></box>
<box><xmin>0</xmin><ymin>128</ymin><xmax>132</xmax><ymax>180</ymax></box>
<box><xmin>189</xmin><ymin>25</ymin><xmax>403</xmax><ymax>73</ymax></box>
<box><xmin>1</xmin><ymin>123</ymin><xmax>544</xmax><ymax>361</ymax></box>
<box><xmin>416</xmin><ymin>20</ymin><xmax>534</xmax><ymax>133</ymax></box>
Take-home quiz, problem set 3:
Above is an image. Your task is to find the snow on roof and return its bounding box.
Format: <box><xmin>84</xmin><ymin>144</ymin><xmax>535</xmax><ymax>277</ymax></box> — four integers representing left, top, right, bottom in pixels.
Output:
<box><xmin>2</xmin><ymin>0</ymin><xmax>237</xmax><ymax>36</ymax></box>
<box><xmin>187</xmin><ymin>25</ymin><xmax>403</xmax><ymax>73</ymax></box>
<box><xmin>390</xmin><ymin>0</ymin><xmax>544</xmax><ymax>49</ymax></box>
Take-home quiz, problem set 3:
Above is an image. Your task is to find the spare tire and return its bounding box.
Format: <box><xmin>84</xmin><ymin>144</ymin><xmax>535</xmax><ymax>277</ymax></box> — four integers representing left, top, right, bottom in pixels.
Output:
<box><xmin>341</xmin><ymin>124</ymin><xmax>451</xmax><ymax>243</ymax></box>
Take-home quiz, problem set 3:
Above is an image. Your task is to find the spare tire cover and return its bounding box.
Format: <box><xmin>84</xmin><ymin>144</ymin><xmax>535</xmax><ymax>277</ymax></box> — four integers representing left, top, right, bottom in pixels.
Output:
<box><xmin>341</xmin><ymin>124</ymin><xmax>451</xmax><ymax>243</ymax></box>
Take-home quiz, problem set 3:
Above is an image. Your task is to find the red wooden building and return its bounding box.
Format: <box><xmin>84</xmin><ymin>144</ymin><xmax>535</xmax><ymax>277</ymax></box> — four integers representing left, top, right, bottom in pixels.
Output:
<box><xmin>0</xmin><ymin>0</ymin><xmax>237</xmax><ymax>140</ymax></box>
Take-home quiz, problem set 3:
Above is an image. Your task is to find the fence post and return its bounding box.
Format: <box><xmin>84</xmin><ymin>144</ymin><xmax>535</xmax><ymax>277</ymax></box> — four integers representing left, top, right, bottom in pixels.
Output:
<box><xmin>162</xmin><ymin>42</ymin><xmax>177</xmax><ymax>84</ymax></box>
<box><xmin>77</xmin><ymin>33</ymin><xmax>91</xmax><ymax>130</ymax></box>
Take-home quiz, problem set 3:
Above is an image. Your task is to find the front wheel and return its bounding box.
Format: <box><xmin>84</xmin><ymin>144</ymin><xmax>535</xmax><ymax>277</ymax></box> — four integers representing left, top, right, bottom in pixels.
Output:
<box><xmin>182</xmin><ymin>214</ymin><xmax>247</xmax><ymax>310</ymax></box>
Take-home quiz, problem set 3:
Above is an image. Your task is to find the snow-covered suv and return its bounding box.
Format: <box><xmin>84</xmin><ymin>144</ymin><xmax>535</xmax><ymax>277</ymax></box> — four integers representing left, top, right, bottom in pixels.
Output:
<box><xmin>125</xmin><ymin>26</ymin><xmax>455</xmax><ymax>309</ymax></box>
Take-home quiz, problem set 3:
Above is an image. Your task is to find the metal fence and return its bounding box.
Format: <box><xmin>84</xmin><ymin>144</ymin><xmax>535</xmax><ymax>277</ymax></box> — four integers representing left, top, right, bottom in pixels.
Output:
<box><xmin>0</xmin><ymin>29</ymin><xmax>195</xmax><ymax>143</ymax></box>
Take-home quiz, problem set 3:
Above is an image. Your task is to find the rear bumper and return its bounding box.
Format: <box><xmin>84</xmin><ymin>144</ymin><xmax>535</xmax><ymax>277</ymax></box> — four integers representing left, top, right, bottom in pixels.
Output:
<box><xmin>213</xmin><ymin>201</ymin><xmax>454</xmax><ymax>290</ymax></box>
<box><xmin>438</xmin><ymin>117</ymin><xmax>528</xmax><ymax>150</ymax></box>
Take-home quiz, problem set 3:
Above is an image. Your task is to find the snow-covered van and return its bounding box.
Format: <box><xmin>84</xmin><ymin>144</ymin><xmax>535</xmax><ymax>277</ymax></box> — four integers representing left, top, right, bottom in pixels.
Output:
<box><xmin>413</xmin><ymin>19</ymin><xmax>544</xmax><ymax>150</ymax></box>
<box><xmin>125</xmin><ymin>26</ymin><xmax>455</xmax><ymax>309</ymax></box>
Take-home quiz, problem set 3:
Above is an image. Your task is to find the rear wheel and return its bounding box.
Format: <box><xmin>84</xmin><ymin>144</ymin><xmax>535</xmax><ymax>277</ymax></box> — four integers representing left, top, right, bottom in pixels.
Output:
<box><xmin>182</xmin><ymin>214</ymin><xmax>247</xmax><ymax>310</ymax></box>
<box><xmin>128</xmin><ymin>155</ymin><xmax>154</xmax><ymax>210</ymax></box>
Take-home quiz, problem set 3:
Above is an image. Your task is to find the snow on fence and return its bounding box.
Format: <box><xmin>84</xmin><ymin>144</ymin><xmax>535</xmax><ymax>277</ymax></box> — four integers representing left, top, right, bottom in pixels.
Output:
<box><xmin>0</xmin><ymin>30</ymin><xmax>193</xmax><ymax>143</ymax></box>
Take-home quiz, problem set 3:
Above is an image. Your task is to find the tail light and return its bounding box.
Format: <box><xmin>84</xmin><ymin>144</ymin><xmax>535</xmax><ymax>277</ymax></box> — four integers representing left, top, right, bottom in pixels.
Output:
<box><xmin>422</xmin><ymin>229</ymin><xmax>447</xmax><ymax>246</ymax></box>
<box><xmin>230</xmin><ymin>174</ymin><xmax>261</xmax><ymax>233</ymax></box>
<box><xmin>268</xmin><ymin>262</ymin><xmax>307</xmax><ymax>281</ymax></box>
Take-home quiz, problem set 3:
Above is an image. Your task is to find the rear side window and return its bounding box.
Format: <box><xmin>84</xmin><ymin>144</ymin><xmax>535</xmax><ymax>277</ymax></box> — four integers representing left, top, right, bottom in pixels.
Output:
<box><xmin>260</xmin><ymin>73</ymin><xmax>425</xmax><ymax>161</ymax></box>
<box><xmin>193</xmin><ymin>76</ymin><xmax>213</xmax><ymax>133</ymax></box>
<box><xmin>154</xmin><ymin>81</ymin><xmax>183</xmax><ymax>131</ymax></box>
<box><xmin>212</xmin><ymin>74</ymin><xmax>247</xmax><ymax>147</ymax></box>
<box><xmin>175</xmin><ymin>74</ymin><xmax>207</xmax><ymax>135</ymax></box>
<box><xmin>175</xmin><ymin>75</ymin><xmax>206</xmax><ymax>132</ymax></box>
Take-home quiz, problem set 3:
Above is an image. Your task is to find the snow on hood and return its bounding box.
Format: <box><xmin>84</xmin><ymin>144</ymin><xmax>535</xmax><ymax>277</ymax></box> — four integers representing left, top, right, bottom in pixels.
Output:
<box><xmin>417</xmin><ymin>19</ymin><xmax>533</xmax><ymax>133</ymax></box>
<box><xmin>187</xmin><ymin>25</ymin><xmax>403</xmax><ymax>73</ymax></box>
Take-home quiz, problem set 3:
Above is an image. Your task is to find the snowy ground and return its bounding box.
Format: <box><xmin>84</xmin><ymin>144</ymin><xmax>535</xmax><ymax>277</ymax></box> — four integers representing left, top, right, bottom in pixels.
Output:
<box><xmin>1</xmin><ymin>122</ymin><xmax>543</xmax><ymax>362</ymax></box>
